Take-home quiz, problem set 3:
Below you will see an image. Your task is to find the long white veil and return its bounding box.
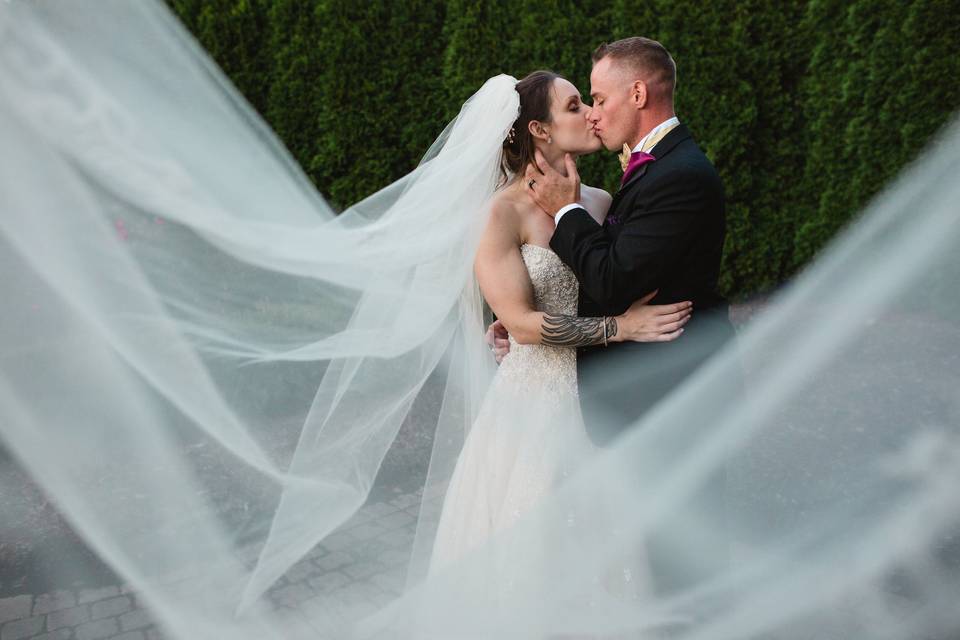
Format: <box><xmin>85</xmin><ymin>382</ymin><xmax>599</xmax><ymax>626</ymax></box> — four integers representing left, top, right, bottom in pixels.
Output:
<box><xmin>2</xmin><ymin>1</ymin><xmax>959</xmax><ymax>639</ymax></box>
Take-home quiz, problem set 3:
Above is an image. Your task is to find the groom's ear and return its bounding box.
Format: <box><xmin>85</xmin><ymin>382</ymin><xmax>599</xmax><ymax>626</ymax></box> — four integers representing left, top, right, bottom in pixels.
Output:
<box><xmin>631</xmin><ymin>80</ymin><xmax>648</xmax><ymax>110</ymax></box>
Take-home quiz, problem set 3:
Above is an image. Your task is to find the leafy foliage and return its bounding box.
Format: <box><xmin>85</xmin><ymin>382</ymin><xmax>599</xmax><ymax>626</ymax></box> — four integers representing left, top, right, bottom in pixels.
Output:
<box><xmin>166</xmin><ymin>0</ymin><xmax>960</xmax><ymax>298</ymax></box>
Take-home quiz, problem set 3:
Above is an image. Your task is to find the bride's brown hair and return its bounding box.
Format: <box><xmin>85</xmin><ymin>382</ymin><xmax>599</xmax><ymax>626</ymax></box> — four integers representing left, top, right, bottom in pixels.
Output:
<box><xmin>499</xmin><ymin>70</ymin><xmax>560</xmax><ymax>186</ymax></box>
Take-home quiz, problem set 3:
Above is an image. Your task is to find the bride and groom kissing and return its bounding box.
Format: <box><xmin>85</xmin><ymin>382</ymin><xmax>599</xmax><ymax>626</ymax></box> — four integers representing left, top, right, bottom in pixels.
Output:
<box><xmin>429</xmin><ymin>36</ymin><xmax>736</xmax><ymax>597</ymax></box>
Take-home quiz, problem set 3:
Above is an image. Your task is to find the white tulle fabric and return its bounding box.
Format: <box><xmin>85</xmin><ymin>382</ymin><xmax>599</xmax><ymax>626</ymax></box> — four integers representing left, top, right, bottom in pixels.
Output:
<box><xmin>1</xmin><ymin>2</ymin><xmax>959</xmax><ymax>639</ymax></box>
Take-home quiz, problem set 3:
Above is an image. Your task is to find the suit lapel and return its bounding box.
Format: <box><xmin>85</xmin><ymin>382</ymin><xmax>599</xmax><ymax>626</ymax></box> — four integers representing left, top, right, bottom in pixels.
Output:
<box><xmin>617</xmin><ymin>162</ymin><xmax>650</xmax><ymax>193</ymax></box>
<box><xmin>606</xmin><ymin>124</ymin><xmax>695</xmax><ymax>225</ymax></box>
<box><xmin>608</xmin><ymin>164</ymin><xmax>648</xmax><ymax>215</ymax></box>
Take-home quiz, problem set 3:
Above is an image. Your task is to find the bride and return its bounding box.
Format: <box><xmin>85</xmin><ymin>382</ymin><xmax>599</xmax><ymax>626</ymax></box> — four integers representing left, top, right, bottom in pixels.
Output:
<box><xmin>427</xmin><ymin>71</ymin><xmax>691</xmax><ymax>596</ymax></box>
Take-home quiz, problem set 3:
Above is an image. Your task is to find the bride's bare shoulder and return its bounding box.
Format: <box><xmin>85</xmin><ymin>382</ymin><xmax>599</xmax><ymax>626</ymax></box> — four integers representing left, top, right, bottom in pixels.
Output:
<box><xmin>482</xmin><ymin>190</ymin><xmax>523</xmax><ymax>245</ymax></box>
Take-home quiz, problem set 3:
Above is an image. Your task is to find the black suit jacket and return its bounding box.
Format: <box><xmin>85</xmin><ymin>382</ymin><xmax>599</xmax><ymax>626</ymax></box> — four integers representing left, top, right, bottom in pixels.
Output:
<box><xmin>549</xmin><ymin>124</ymin><xmax>734</xmax><ymax>438</ymax></box>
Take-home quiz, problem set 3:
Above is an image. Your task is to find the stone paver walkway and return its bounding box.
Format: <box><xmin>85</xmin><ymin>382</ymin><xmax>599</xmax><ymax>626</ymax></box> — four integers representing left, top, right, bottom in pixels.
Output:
<box><xmin>0</xmin><ymin>491</ymin><xmax>427</xmax><ymax>640</ymax></box>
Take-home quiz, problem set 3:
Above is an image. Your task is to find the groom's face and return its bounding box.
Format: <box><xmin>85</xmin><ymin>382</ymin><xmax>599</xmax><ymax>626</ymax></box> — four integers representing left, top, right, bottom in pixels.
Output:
<box><xmin>588</xmin><ymin>57</ymin><xmax>635</xmax><ymax>152</ymax></box>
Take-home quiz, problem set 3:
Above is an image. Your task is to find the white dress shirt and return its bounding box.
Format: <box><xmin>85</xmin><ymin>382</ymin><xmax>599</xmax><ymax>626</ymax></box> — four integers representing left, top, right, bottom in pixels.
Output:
<box><xmin>554</xmin><ymin>116</ymin><xmax>681</xmax><ymax>225</ymax></box>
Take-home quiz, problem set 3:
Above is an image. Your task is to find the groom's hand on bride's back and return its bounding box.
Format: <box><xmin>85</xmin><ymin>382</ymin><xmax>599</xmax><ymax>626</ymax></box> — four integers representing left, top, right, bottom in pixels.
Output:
<box><xmin>525</xmin><ymin>150</ymin><xmax>580</xmax><ymax>217</ymax></box>
<box><xmin>485</xmin><ymin>319</ymin><xmax>511</xmax><ymax>364</ymax></box>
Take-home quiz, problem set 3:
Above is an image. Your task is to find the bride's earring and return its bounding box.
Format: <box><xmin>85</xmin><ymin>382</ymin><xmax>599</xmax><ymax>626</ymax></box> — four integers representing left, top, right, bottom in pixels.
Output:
<box><xmin>547</xmin><ymin>135</ymin><xmax>553</xmax><ymax>144</ymax></box>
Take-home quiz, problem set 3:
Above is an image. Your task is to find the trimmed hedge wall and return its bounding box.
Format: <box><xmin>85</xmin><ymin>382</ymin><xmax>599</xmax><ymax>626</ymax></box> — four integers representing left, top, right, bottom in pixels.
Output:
<box><xmin>167</xmin><ymin>0</ymin><xmax>959</xmax><ymax>299</ymax></box>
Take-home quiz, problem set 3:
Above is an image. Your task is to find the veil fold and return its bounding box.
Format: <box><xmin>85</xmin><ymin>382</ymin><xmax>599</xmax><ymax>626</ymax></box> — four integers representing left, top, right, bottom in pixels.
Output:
<box><xmin>1</xmin><ymin>0</ymin><xmax>516</xmax><ymax>629</ymax></box>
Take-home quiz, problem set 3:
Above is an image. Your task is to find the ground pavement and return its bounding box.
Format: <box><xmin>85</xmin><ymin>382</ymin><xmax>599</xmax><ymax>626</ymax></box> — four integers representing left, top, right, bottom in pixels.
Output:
<box><xmin>0</xmin><ymin>489</ymin><xmax>427</xmax><ymax>640</ymax></box>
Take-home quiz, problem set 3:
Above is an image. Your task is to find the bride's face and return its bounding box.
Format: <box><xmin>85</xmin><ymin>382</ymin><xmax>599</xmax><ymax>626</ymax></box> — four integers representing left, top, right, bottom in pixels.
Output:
<box><xmin>542</xmin><ymin>79</ymin><xmax>603</xmax><ymax>156</ymax></box>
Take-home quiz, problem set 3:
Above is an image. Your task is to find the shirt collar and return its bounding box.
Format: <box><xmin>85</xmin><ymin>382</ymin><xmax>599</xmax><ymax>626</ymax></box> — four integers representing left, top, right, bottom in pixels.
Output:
<box><xmin>632</xmin><ymin>116</ymin><xmax>680</xmax><ymax>154</ymax></box>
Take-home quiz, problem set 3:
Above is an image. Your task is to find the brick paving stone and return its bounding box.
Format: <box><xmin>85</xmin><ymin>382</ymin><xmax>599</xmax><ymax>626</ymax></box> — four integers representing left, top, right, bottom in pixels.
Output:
<box><xmin>306</xmin><ymin>571</ymin><xmax>350</xmax><ymax>595</ymax></box>
<box><xmin>0</xmin><ymin>596</ymin><xmax>31</xmax><ymax>625</ymax></box>
<box><xmin>388</xmin><ymin>493</ymin><xmax>420</xmax><ymax>509</ymax></box>
<box><xmin>351</xmin><ymin>537</ymin><xmax>390</xmax><ymax>558</ymax></box>
<box><xmin>46</xmin><ymin>604</ymin><xmax>89</xmax><ymax>630</ymax></box>
<box><xmin>360</xmin><ymin>502</ymin><xmax>398</xmax><ymax>518</ymax></box>
<box><xmin>416</xmin><ymin>505</ymin><xmax>442</xmax><ymax>523</ymax></box>
<box><xmin>282</xmin><ymin>558</ymin><xmax>316</xmax><ymax>584</ymax></box>
<box><xmin>377</xmin><ymin>527</ymin><xmax>414</xmax><ymax>549</ymax></box>
<box><xmin>297</xmin><ymin>594</ymin><xmax>353</xmax><ymax>633</ymax></box>
<box><xmin>313</xmin><ymin>551</ymin><xmax>351</xmax><ymax>572</ymax></box>
<box><xmin>77</xmin><ymin>587</ymin><xmax>120</xmax><ymax>605</ymax></box>
<box><xmin>377</xmin><ymin>510</ymin><xmax>416</xmax><ymax>530</ymax></box>
<box><xmin>319</xmin><ymin>531</ymin><xmax>354</xmax><ymax>551</ymax></box>
<box><xmin>118</xmin><ymin>609</ymin><xmax>152</xmax><ymax>632</ymax></box>
<box><xmin>337</xmin><ymin>581</ymin><xmax>383</xmax><ymax>609</ymax></box>
<box><xmin>348</xmin><ymin>523</ymin><xmax>388</xmax><ymax>541</ymax></box>
<box><xmin>370</xmin><ymin>568</ymin><xmax>406</xmax><ymax>595</ymax></box>
<box><xmin>270</xmin><ymin>584</ymin><xmax>314</xmax><ymax>609</ymax></box>
<box><xmin>29</xmin><ymin>629</ymin><xmax>71</xmax><ymax>640</ymax></box>
<box><xmin>107</xmin><ymin>631</ymin><xmax>144</xmax><ymax>640</ymax></box>
<box><xmin>305</xmin><ymin>544</ymin><xmax>329</xmax><ymax>561</ymax></box>
<box><xmin>341</xmin><ymin>560</ymin><xmax>385</xmax><ymax>580</ymax></box>
<box><xmin>420</xmin><ymin>484</ymin><xmax>443</xmax><ymax>500</ymax></box>
<box><xmin>360</xmin><ymin>585</ymin><xmax>400</xmax><ymax>608</ymax></box>
<box><xmin>75</xmin><ymin>617</ymin><xmax>118</xmax><ymax>640</ymax></box>
<box><xmin>0</xmin><ymin>615</ymin><xmax>43</xmax><ymax>640</ymax></box>
<box><xmin>342</xmin><ymin>508</ymin><xmax>374</xmax><ymax>525</ymax></box>
<box><xmin>90</xmin><ymin>597</ymin><xmax>131</xmax><ymax>621</ymax></box>
<box><xmin>234</xmin><ymin>544</ymin><xmax>262</xmax><ymax>566</ymax></box>
<box><xmin>377</xmin><ymin>548</ymin><xmax>409</xmax><ymax>567</ymax></box>
<box><xmin>32</xmin><ymin>592</ymin><xmax>74</xmax><ymax>616</ymax></box>
<box><xmin>144</xmin><ymin>628</ymin><xmax>165</xmax><ymax>640</ymax></box>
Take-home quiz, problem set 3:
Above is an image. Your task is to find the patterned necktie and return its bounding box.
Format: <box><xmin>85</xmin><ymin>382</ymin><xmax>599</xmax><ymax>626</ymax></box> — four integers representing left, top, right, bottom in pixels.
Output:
<box><xmin>621</xmin><ymin>151</ymin><xmax>656</xmax><ymax>186</ymax></box>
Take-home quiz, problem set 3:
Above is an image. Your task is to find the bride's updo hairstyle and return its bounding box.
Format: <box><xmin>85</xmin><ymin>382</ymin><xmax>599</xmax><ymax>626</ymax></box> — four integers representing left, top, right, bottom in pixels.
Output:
<box><xmin>499</xmin><ymin>70</ymin><xmax>560</xmax><ymax>186</ymax></box>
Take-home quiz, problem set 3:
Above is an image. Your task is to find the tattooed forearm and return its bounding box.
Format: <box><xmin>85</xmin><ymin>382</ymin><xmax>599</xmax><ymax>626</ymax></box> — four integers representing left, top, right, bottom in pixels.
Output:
<box><xmin>540</xmin><ymin>314</ymin><xmax>618</xmax><ymax>347</ymax></box>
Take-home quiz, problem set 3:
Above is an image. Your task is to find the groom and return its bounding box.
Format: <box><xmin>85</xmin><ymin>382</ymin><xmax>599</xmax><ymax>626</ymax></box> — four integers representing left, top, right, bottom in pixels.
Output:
<box><xmin>524</xmin><ymin>37</ymin><xmax>737</xmax><ymax>597</ymax></box>
<box><xmin>525</xmin><ymin>36</ymin><xmax>735</xmax><ymax>444</ymax></box>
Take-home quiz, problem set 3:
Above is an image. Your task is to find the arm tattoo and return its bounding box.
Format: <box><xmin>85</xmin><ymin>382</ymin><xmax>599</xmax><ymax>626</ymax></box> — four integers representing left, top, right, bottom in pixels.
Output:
<box><xmin>540</xmin><ymin>314</ymin><xmax>618</xmax><ymax>347</ymax></box>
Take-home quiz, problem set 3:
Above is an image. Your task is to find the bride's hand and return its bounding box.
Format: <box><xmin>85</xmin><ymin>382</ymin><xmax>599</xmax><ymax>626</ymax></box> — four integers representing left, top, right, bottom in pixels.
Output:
<box><xmin>485</xmin><ymin>319</ymin><xmax>511</xmax><ymax>363</ymax></box>
<box><xmin>612</xmin><ymin>290</ymin><xmax>692</xmax><ymax>343</ymax></box>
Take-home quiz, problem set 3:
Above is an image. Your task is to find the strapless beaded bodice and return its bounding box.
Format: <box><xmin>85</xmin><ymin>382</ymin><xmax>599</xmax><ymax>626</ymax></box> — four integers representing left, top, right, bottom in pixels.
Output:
<box><xmin>518</xmin><ymin>243</ymin><xmax>578</xmax><ymax>316</ymax></box>
<box><xmin>498</xmin><ymin>244</ymin><xmax>579</xmax><ymax>397</ymax></box>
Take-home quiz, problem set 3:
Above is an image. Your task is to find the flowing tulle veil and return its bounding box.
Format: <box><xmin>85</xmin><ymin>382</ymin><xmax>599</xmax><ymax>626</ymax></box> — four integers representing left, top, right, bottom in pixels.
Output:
<box><xmin>2</xmin><ymin>1</ymin><xmax>960</xmax><ymax>639</ymax></box>
<box><xmin>0</xmin><ymin>0</ymin><xmax>515</xmax><ymax>632</ymax></box>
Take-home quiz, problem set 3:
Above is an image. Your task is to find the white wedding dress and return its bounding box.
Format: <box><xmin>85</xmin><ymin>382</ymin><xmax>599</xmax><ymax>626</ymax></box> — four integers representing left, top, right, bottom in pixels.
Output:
<box><xmin>427</xmin><ymin>243</ymin><xmax>651</xmax><ymax>604</ymax></box>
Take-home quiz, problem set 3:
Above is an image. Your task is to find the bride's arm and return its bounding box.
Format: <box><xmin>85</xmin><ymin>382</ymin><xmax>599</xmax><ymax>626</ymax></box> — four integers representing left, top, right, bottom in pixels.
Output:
<box><xmin>475</xmin><ymin>203</ymin><xmax>690</xmax><ymax>347</ymax></box>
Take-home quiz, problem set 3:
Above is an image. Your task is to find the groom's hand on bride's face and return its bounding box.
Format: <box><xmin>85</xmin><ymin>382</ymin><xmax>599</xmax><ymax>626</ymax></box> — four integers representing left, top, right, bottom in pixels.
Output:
<box><xmin>485</xmin><ymin>319</ymin><xmax>511</xmax><ymax>364</ymax></box>
<box><xmin>524</xmin><ymin>150</ymin><xmax>581</xmax><ymax>217</ymax></box>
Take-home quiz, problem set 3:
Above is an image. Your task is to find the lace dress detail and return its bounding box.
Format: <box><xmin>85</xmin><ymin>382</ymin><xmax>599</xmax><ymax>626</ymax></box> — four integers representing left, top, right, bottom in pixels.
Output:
<box><xmin>428</xmin><ymin>243</ymin><xmax>651</xmax><ymax>608</ymax></box>
<box><xmin>496</xmin><ymin>244</ymin><xmax>578</xmax><ymax>401</ymax></box>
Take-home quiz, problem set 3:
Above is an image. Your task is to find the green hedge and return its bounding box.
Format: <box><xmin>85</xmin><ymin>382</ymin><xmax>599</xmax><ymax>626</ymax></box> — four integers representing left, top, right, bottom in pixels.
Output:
<box><xmin>167</xmin><ymin>0</ymin><xmax>960</xmax><ymax>299</ymax></box>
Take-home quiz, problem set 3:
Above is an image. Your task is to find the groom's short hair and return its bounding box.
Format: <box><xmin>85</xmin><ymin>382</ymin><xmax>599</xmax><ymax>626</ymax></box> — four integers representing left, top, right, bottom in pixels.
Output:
<box><xmin>593</xmin><ymin>37</ymin><xmax>676</xmax><ymax>95</ymax></box>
